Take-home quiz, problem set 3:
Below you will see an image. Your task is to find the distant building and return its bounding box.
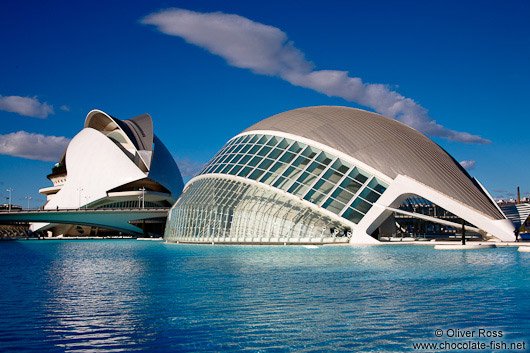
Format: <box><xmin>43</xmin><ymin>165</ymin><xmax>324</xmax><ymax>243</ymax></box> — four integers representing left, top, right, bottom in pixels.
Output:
<box><xmin>165</xmin><ymin>106</ymin><xmax>514</xmax><ymax>244</ymax></box>
<box><xmin>497</xmin><ymin>199</ymin><xmax>530</xmax><ymax>233</ymax></box>
<box><xmin>0</xmin><ymin>204</ymin><xmax>22</xmax><ymax>211</ymax></box>
<box><xmin>392</xmin><ymin>197</ymin><xmax>480</xmax><ymax>238</ymax></box>
<box><xmin>31</xmin><ymin>110</ymin><xmax>184</xmax><ymax>236</ymax></box>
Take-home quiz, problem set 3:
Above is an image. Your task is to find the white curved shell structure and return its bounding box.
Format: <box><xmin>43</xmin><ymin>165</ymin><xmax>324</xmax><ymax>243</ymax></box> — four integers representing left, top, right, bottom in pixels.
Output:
<box><xmin>165</xmin><ymin>106</ymin><xmax>514</xmax><ymax>244</ymax></box>
<box><xmin>33</xmin><ymin>110</ymin><xmax>184</xmax><ymax>236</ymax></box>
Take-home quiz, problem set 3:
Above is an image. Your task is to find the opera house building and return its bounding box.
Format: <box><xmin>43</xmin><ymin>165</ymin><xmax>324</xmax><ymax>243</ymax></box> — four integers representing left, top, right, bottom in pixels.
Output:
<box><xmin>164</xmin><ymin>106</ymin><xmax>515</xmax><ymax>244</ymax></box>
<box><xmin>32</xmin><ymin>110</ymin><xmax>183</xmax><ymax>236</ymax></box>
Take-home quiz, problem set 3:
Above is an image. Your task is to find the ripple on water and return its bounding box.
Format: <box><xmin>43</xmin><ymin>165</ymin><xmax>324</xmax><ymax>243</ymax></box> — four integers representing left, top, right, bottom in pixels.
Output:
<box><xmin>0</xmin><ymin>241</ymin><xmax>529</xmax><ymax>352</ymax></box>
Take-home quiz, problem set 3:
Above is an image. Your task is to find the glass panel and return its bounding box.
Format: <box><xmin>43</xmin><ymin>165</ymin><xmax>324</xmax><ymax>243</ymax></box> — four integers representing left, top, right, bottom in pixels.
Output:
<box><xmin>211</xmin><ymin>163</ymin><xmax>225</xmax><ymax>174</ymax></box>
<box><xmin>291</xmin><ymin>155</ymin><xmax>311</xmax><ymax>170</ymax></box>
<box><xmin>279</xmin><ymin>152</ymin><xmax>296</xmax><ymax>164</ymax></box>
<box><xmin>322</xmin><ymin>169</ymin><xmax>343</xmax><ymax>185</ymax></box>
<box><xmin>287</xmin><ymin>166</ymin><xmax>306</xmax><ymax>183</ymax></box>
<box><xmin>268</xmin><ymin>161</ymin><xmax>288</xmax><ymax>176</ymax></box>
<box><xmin>230</xmin><ymin>164</ymin><xmax>243</xmax><ymax>175</ymax></box>
<box><xmin>230</xmin><ymin>136</ymin><xmax>244</xmax><ymax>145</ymax></box>
<box><xmin>240</xmin><ymin>135</ymin><xmax>252</xmax><ymax>143</ymax></box>
<box><xmin>248</xmin><ymin>134</ymin><xmax>260</xmax><ymax>143</ymax></box>
<box><xmin>288</xmin><ymin>142</ymin><xmax>305</xmax><ymax>154</ymax></box>
<box><xmin>304</xmin><ymin>189</ymin><xmax>327</xmax><ymax>204</ymax></box>
<box><xmin>238</xmin><ymin>155</ymin><xmax>251</xmax><ymax>165</ymax></box>
<box><xmin>343</xmin><ymin>208</ymin><xmax>364</xmax><ymax>224</ymax></box>
<box><xmin>258</xmin><ymin>136</ymin><xmax>269</xmax><ymax>145</ymax></box>
<box><xmin>228</xmin><ymin>143</ymin><xmax>243</xmax><ymax>154</ymax></box>
<box><xmin>360</xmin><ymin>188</ymin><xmax>380</xmax><ymax>203</ymax></box>
<box><xmin>257</xmin><ymin>158</ymin><xmax>273</xmax><ymax>171</ymax></box>
<box><xmin>296</xmin><ymin>171</ymin><xmax>317</xmax><ymax>186</ymax></box>
<box><xmin>276</xmin><ymin>138</ymin><xmax>289</xmax><ymax>150</ymax></box>
<box><xmin>300</xmin><ymin>146</ymin><xmax>318</xmax><ymax>159</ymax></box>
<box><xmin>351</xmin><ymin>197</ymin><xmax>372</xmax><ymax>214</ymax></box>
<box><xmin>368</xmin><ymin>178</ymin><xmax>388</xmax><ymax>194</ymax></box>
<box><xmin>237</xmin><ymin>166</ymin><xmax>254</xmax><ymax>178</ymax></box>
<box><xmin>288</xmin><ymin>182</ymin><xmax>309</xmax><ymax>197</ymax></box>
<box><xmin>201</xmin><ymin>164</ymin><xmax>215</xmax><ymax>174</ymax></box>
<box><xmin>257</xmin><ymin>146</ymin><xmax>272</xmax><ymax>157</ymax></box>
<box><xmin>331</xmin><ymin>159</ymin><xmax>351</xmax><ymax>175</ymax></box>
<box><xmin>219</xmin><ymin>163</ymin><xmax>234</xmax><ymax>174</ymax></box>
<box><xmin>287</xmin><ymin>182</ymin><xmax>300</xmax><ymax>194</ymax></box>
<box><xmin>272</xmin><ymin>176</ymin><xmax>288</xmax><ymax>189</ymax></box>
<box><xmin>266</xmin><ymin>136</ymin><xmax>280</xmax><ymax>146</ymax></box>
<box><xmin>231</xmin><ymin>152</ymin><xmax>247</xmax><ymax>164</ymax></box>
<box><xmin>313</xmin><ymin>179</ymin><xmax>335</xmax><ymax>195</ymax></box>
<box><xmin>268</xmin><ymin>148</ymin><xmax>283</xmax><ymax>160</ymax></box>
<box><xmin>247</xmin><ymin>155</ymin><xmax>262</xmax><ymax>167</ymax></box>
<box><xmin>248</xmin><ymin>144</ymin><xmax>262</xmax><ymax>155</ymax></box>
<box><xmin>259</xmin><ymin>171</ymin><xmax>275</xmax><ymax>185</ymax></box>
<box><xmin>315</xmin><ymin>151</ymin><xmax>334</xmax><ymax>166</ymax></box>
<box><xmin>330</xmin><ymin>187</ymin><xmax>354</xmax><ymax>205</ymax></box>
<box><xmin>293</xmin><ymin>184</ymin><xmax>309</xmax><ymax>197</ymax></box>
<box><xmin>224</xmin><ymin>144</ymin><xmax>239</xmax><ymax>154</ymax></box>
<box><xmin>239</xmin><ymin>144</ymin><xmax>253</xmax><ymax>154</ymax></box>
<box><xmin>350</xmin><ymin>167</ymin><xmax>370</xmax><ymax>184</ymax></box>
<box><xmin>249</xmin><ymin>168</ymin><xmax>266</xmax><ymax>180</ymax></box>
<box><xmin>300</xmin><ymin>157</ymin><xmax>313</xmax><ymax>170</ymax></box>
<box><xmin>306</xmin><ymin>161</ymin><xmax>327</xmax><ymax>178</ymax></box>
<box><xmin>322</xmin><ymin>198</ymin><xmax>346</xmax><ymax>215</ymax></box>
<box><xmin>227</xmin><ymin>153</ymin><xmax>243</xmax><ymax>165</ymax></box>
<box><xmin>341</xmin><ymin>177</ymin><xmax>362</xmax><ymax>195</ymax></box>
<box><xmin>216</xmin><ymin>154</ymin><xmax>231</xmax><ymax>164</ymax></box>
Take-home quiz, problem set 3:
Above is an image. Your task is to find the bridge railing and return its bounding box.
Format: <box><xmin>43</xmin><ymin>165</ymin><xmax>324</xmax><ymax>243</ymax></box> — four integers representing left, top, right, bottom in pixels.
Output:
<box><xmin>0</xmin><ymin>207</ymin><xmax>171</xmax><ymax>213</ymax></box>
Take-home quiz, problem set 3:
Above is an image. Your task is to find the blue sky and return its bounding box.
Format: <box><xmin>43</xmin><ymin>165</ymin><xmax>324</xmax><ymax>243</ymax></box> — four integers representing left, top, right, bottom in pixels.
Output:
<box><xmin>0</xmin><ymin>0</ymin><xmax>529</xmax><ymax>208</ymax></box>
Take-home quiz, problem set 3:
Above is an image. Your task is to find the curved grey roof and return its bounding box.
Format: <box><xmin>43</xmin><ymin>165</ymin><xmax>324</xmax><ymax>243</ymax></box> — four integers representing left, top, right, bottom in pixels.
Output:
<box><xmin>84</xmin><ymin>110</ymin><xmax>153</xmax><ymax>152</ymax></box>
<box><xmin>243</xmin><ymin>106</ymin><xmax>503</xmax><ymax>220</ymax></box>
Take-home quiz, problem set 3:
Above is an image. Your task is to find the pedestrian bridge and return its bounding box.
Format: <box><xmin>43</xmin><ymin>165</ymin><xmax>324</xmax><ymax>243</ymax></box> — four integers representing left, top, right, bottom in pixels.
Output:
<box><xmin>0</xmin><ymin>208</ymin><xmax>170</xmax><ymax>235</ymax></box>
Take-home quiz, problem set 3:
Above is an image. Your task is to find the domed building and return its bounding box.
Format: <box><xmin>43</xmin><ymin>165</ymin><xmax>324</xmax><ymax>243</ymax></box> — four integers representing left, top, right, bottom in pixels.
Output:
<box><xmin>32</xmin><ymin>110</ymin><xmax>184</xmax><ymax>236</ymax></box>
<box><xmin>164</xmin><ymin>106</ymin><xmax>514</xmax><ymax>244</ymax></box>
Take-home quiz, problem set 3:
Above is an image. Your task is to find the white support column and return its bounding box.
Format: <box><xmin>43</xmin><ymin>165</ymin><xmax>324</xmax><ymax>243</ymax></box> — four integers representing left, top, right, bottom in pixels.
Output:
<box><xmin>350</xmin><ymin>175</ymin><xmax>515</xmax><ymax>243</ymax></box>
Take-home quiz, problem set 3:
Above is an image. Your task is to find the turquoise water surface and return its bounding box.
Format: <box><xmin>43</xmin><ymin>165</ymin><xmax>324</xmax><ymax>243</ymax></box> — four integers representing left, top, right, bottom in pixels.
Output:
<box><xmin>0</xmin><ymin>240</ymin><xmax>529</xmax><ymax>352</ymax></box>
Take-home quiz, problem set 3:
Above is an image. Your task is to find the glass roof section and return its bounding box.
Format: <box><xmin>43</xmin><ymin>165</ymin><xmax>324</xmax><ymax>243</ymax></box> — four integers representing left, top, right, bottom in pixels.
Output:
<box><xmin>198</xmin><ymin>133</ymin><xmax>389</xmax><ymax>224</ymax></box>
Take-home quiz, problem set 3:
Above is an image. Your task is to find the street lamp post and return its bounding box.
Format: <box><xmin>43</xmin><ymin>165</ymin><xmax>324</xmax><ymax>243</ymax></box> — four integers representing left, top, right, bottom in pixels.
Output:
<box><xmin>140</xmin><ymin>187</ymin><xmax>146</xmax><ymax>209</ymax></box>
<box><xmin>6</xmin><ymin>188</ymin><xmax>13</xmax><ymax>213</ymax></box>
<box><xmin>461</xmin><ymin>219</ymin><xmax>466</xmax><ymax>246</ymax></box>
<box><xmin>138</xmin><ymin>195</ymin><xmax>141</xmax><ymax>208</ymax></box>
<box><xmin>25</xmin><ymin>196</ymin><xmax>32</xmax><ymax>210</ymax></box>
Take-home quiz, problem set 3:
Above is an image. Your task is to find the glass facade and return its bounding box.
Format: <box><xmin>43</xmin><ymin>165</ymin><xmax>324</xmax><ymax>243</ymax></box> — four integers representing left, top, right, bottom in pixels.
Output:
<box><xmin>165</xmin><ymin>178</ymin><xmax>349</xmax><ymax>243</ymax></box>
<box><xmin>165</xmin><ymin>133</ymin><xmax>391</xmax><ymax>243</ymax></box>
<box><xmin>97</xmin><ymin>201</ymin><xmax>162</xmax><ymax>209</ymax></box>
<box><xmin>198</xmin><ymin>134</ymin><xmax>388</xmax><ymax>223</ymax></box>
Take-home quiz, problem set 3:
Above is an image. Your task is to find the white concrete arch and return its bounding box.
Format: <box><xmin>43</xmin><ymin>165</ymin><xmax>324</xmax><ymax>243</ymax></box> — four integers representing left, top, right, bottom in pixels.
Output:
<box><xmin>353</xmin><ymin>175</ymin><xmax>515</xmax><ymax>243</ymax></box>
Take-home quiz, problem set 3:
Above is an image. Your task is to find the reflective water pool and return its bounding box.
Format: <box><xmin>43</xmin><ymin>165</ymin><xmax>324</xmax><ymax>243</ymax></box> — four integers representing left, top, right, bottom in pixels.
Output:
<box><xmin>0</xmin><ymin>240</ymin><xmax>529</xmax><ymax>352</ymax></box>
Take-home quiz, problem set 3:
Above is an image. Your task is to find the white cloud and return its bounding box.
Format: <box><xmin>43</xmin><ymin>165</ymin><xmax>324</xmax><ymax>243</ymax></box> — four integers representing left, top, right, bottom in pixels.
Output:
<box><xmin>60</xmin><ymin>105</ymin><xmax>70</xmax><ymax>111</ymax></box>
<box><xmin>175</xmin><ymin>157</ymin><xmax>205</xmax><ymax>179</ymax></box>
<box><xmin>142</xmin><ymin>8</ymin><xmax>491</xmax><ymax>145</ymax></box>
<box><xmin>460</xmin><ymin>160</ymin><xmax>476</xmax><ymax>170</ymax></box>
<box><xmin>0</xmin><ymin>131</ymin><xmax>70</xmax><ymax>162</ymax></box>
<box><xmin>0</xmin><ymin>94</ymin><xmax>54</xmax><ymax>118</ymax></box>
